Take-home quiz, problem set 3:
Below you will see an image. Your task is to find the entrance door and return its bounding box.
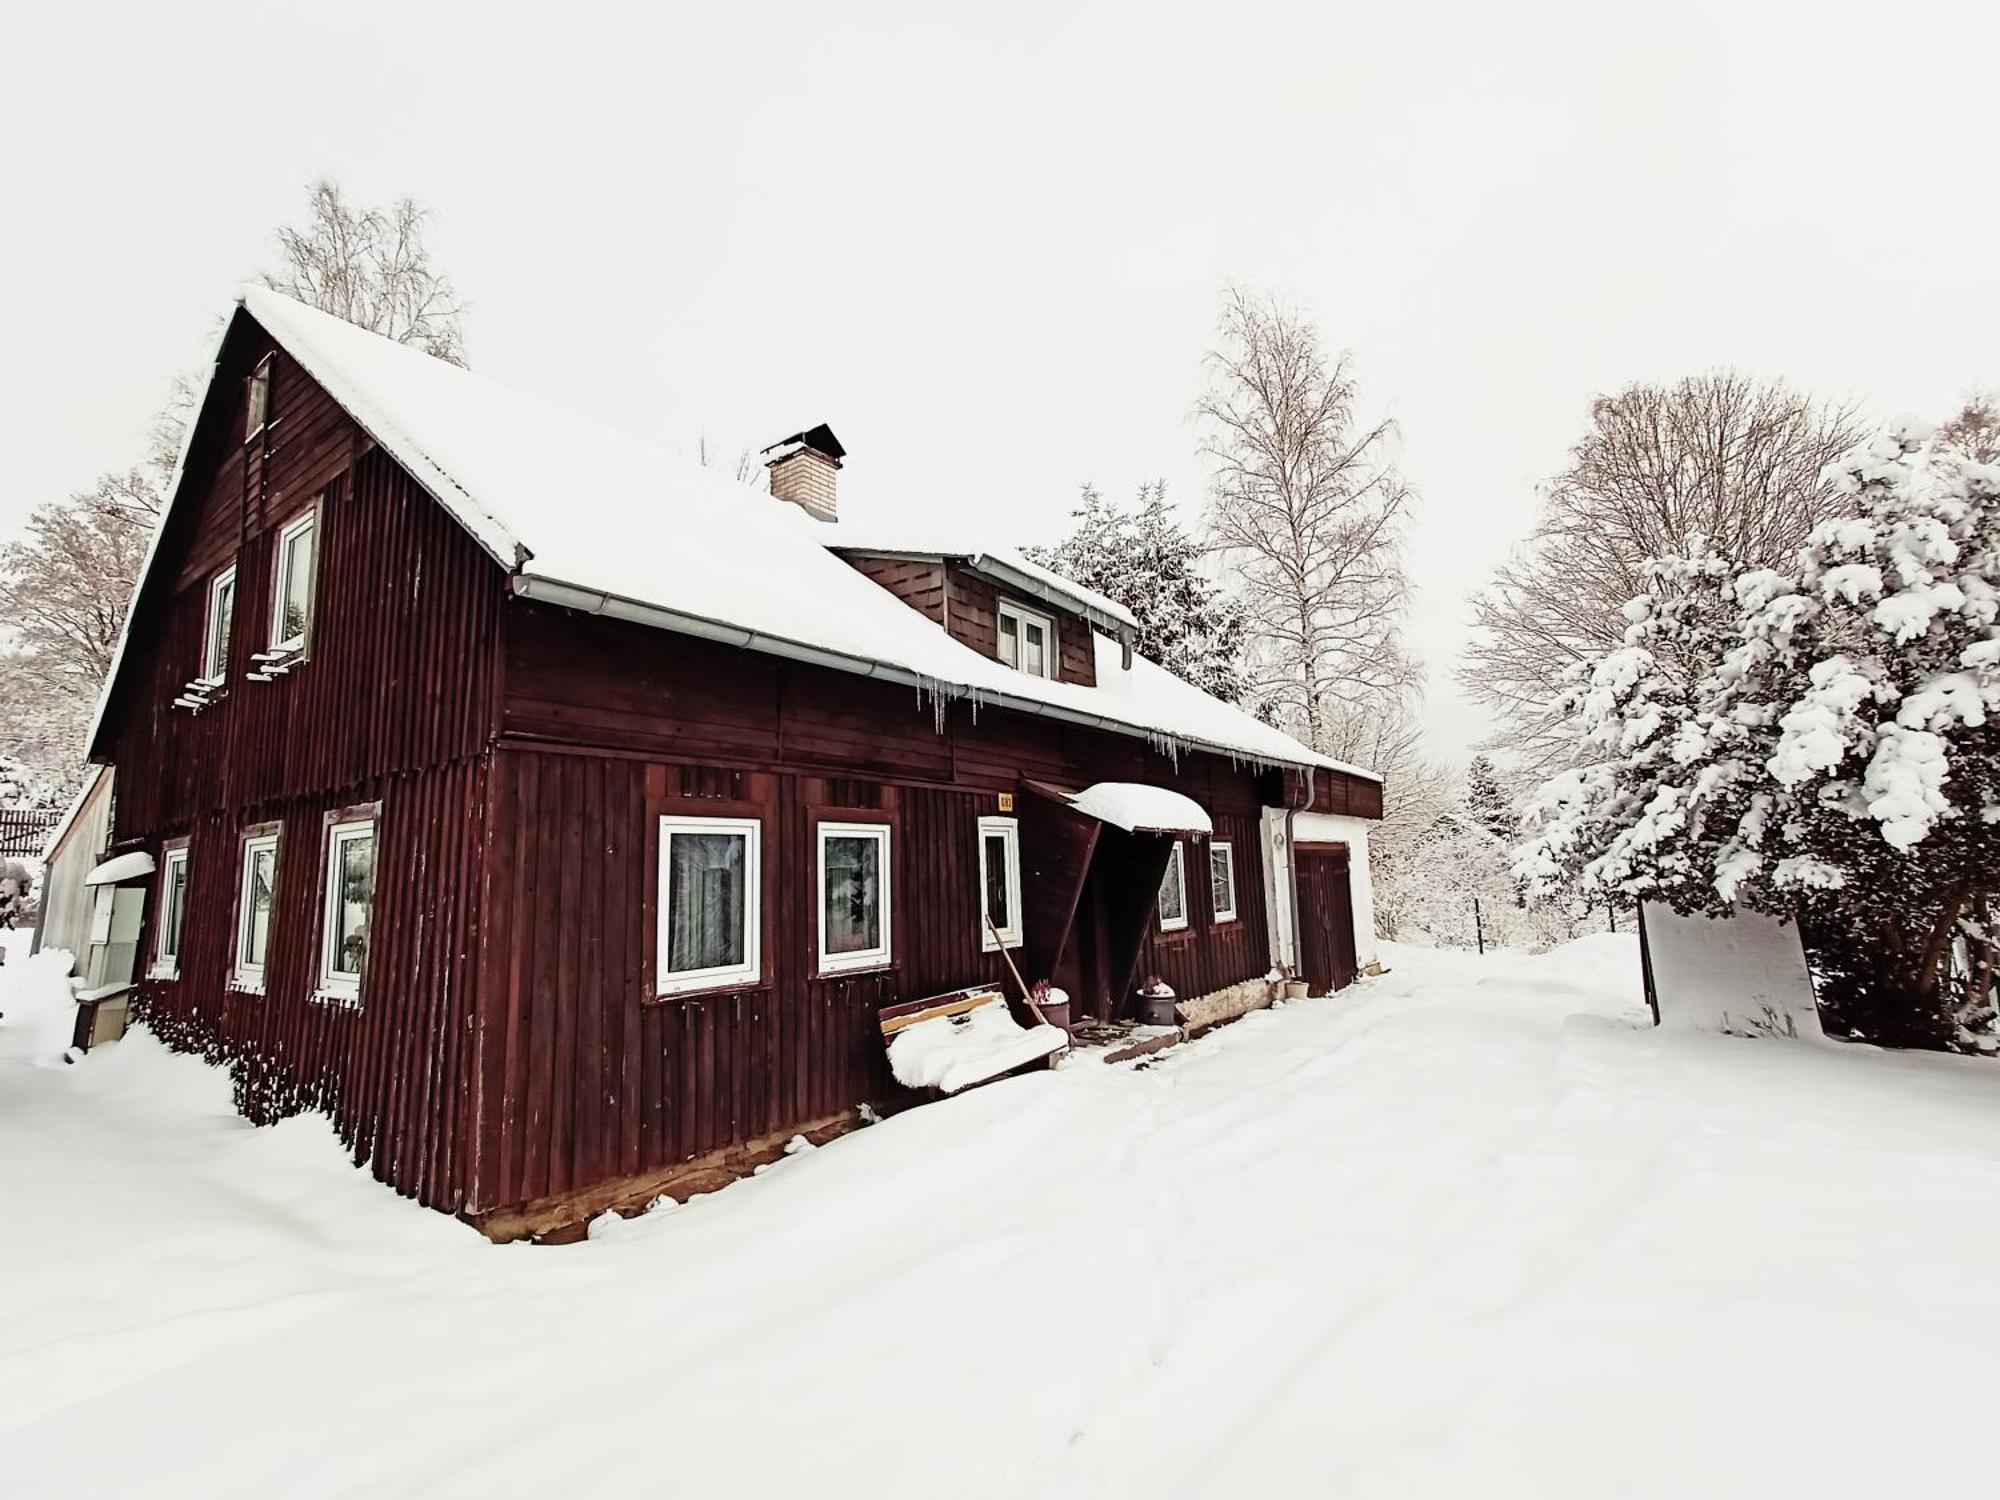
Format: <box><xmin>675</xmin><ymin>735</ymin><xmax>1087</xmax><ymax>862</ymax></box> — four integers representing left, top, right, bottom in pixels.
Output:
<box><xmin>1296</xmin><ymin>845</ymin><xmax>1358</xmax><ymax>995</ymax></box>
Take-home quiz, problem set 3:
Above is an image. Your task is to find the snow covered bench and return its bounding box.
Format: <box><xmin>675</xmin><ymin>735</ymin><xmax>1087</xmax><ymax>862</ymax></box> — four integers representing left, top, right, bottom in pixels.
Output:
<box><xmin>880</xmin><ymin>986</ymin><xmax>1068</xmax><ymax>1095</ymax></box>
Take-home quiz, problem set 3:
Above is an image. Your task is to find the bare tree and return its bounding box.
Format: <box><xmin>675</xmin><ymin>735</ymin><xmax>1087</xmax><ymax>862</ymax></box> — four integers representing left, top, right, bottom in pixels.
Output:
<box><xmin>1199</xmin><ymin>288</ymin><xmax>1418</xmax><ymax>753</ymax></box>
<box><xmin>1465</xmin><ymin>373</ymin><xmax>1862</xmax><ymax>768</ymax></box>
<box><xmin>261</xmin><ymin>180</ymin><xmax>468</xmax><ymax>365</ymax></box>
<box><xmin>1939</xmin><ymin>391</ymin><xmax>2000</xmax><ymax>463</ymax></box>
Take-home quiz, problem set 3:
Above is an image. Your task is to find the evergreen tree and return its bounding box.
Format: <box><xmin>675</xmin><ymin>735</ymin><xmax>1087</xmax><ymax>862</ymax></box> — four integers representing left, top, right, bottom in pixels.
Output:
<box><xmin>1463</xmin><ymin>754</ymin><xmax>1514</xmax><ymax>840</ymax></box>
<box><xmin>1031</xmin><ymin>481</ymin><xmax>1250</xmax><ymax>703</ymax></box>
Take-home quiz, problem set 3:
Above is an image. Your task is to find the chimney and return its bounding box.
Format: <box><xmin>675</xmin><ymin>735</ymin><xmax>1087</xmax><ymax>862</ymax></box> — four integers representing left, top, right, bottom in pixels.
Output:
<box><xmin>761</xmin><ymin>423</ymin><xmax>846</xmax><ymax>522</ymax></box>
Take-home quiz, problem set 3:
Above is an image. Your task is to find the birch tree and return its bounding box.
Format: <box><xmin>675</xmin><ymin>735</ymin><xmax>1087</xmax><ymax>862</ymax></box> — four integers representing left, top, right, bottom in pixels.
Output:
<box><xmin>261</xmin><ymin>180</ymin><xmax>468</xmax><ymax>365</ymax></box>
<box><xmin>1466</xmin><ymin>374</ymin><xmax>1861</xmax><ymax>769</ymax></box>
<box><xmin>1199</xmin><ymin>288</ymin><xmax>1417</xmax><ymax>753</ymax></box>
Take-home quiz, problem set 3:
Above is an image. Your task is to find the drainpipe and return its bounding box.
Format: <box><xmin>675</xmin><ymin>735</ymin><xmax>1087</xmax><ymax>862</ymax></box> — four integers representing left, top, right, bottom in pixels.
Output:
<box><xmin>1285</xmin><ymin>771</ymin><xmax>1305</xmax><ymax>976</ymax></box>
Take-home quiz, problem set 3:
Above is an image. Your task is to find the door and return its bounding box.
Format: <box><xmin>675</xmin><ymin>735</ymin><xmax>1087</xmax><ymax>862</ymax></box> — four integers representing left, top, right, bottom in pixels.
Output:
<box><xmin>1296</xmin><ymin>845</ymin><xmax>1358</xmax><ymax>996</ymax></box>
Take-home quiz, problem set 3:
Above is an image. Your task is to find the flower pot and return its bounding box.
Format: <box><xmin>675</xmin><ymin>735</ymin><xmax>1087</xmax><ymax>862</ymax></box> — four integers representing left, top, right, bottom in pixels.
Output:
<box><xmin>1038</xmin><ymin>997</ymin><xmax>1072</xmax><ymax>1030</ymax></box>
<box><xmin>1137</xmin><ymin>991</ymin><xmax>1178</xmax><ymax>1027</ymax></box>
<box><xmin>1282</xmin><ymin>980</ymin><xmax>1310</xmax><ymax>1001</ymax></box>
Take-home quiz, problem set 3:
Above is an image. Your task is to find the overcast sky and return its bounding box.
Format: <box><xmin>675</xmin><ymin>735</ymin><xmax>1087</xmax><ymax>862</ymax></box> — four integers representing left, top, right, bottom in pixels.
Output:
<box><xmin>4</xmin><ymin>1</ymin><xmax>1994</xmax><ymax>759</ymax></box>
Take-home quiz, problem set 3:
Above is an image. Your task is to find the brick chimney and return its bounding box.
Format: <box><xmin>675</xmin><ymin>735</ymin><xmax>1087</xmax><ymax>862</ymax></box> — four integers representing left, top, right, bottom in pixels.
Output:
<box><xmin>761</xmin><ymin>423</ymin><xmax>846</xmax><ymax>522</ymax></box>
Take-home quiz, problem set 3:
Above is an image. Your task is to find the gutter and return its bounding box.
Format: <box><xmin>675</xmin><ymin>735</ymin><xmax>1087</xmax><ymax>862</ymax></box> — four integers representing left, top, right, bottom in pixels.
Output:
<box><xmin>510</xmin><ymin>574</ymin><xmax>1316</xmax><ymax>773</ymax></box>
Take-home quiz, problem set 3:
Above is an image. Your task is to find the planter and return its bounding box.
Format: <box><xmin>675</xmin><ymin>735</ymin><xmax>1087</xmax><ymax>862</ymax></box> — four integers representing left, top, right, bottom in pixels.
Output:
<box><xmin>1136</xmin><ymin>991</ymin><xmax>1178</xmax><ymax>1027</ymax></box>
<box><xmin>1282</xmin><ymin>979</ymin><xmax>1310</xmax><ymax>1001</ymax></box>
<box><xmin>1038</xmin><ymin>997</ymin><xmax>1073</xmax><ymax>1030</ymax></box>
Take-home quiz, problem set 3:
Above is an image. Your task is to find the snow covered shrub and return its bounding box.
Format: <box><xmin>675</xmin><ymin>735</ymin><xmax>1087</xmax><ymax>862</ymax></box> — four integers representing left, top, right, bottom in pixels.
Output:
<box><xmin>1519</xmin><ymin>423</ymin><xmax>2000</xmax><ymax>1049</ymax></box>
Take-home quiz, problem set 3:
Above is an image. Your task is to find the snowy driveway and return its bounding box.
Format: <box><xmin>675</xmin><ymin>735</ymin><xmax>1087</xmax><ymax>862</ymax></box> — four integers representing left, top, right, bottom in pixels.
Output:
<box><xmin>5</xmin><ymin>936</ymin><xmax>1999</xmax><ymax>1498</ymax></box>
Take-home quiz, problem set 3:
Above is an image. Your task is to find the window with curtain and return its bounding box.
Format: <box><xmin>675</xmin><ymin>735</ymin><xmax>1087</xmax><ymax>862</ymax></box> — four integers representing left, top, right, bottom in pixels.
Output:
<box><xmin>1209</xmin><ymin>841</ymin><xmax>1238</xmax><ymax>923</ymax></box>
<box><xmin>235</xmin><ymin>830</ymin><xmax>280</xmax><ymax>989</ymax></box>
<box><xmin>977</xmin><ymin>816</ymin><xmax>1022</xmax><ymax>950</ymax></box>
<box><xmin>657</xmin><ymin>816</ymin><xmax>760</xmax><ymax>994</ymax></box>
<box><xmin>320</xmin><ymin>817</ymin><xmax>376</xmax><ymax>1002</ymax></box>
<box><xmin>1158</xmin><ymin>841</ymin><xmax>1189</xmax><ymax>931</ymax></box>
<box><xmin>818</xmin><ymin>822</ymin><xmax>891</xmax><ymax>973</ymax></box>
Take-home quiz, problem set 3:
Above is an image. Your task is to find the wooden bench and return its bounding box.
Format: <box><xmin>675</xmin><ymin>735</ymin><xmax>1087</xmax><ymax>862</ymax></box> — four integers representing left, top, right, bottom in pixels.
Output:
<box><xmin>880</xmin><ymin>986</ymin><xmax>1068</xmax><ymax>1094</ymax></box>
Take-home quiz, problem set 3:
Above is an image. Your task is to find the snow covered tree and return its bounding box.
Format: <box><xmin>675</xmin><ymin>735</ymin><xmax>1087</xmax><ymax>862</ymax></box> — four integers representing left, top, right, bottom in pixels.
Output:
<box><xmin>1519</xmin><ymin>421</ymin><xmax>2000</xmax><ymax>1049</ymax></box>
<box><xmin>1464</xmin><ymin>754</ymin><xmax>1514</xmax><ymax>840</ymax></box>
<box><xmin>261</xmin><ymin>180</ymin><xmax>468</xmax><ymax>366</ymax></box>
<box><xmin>1939</xmin><ymin>392</ymin><xmax>2000</xmax><ymax>464</ymax></box>
<box><xmin>1198</xmin><ymin>287</ymin><xmax>1417</xmax><ymax>752</ymax></box>
<box><xmin>1468</xmin><ymin>374</ymin><xmax>1863</xmax><ymax>769</ymax></box>
<box><xmin>0</xmin><ymin>468</ymin><xmax>163</xmax><ymax>794</ymax></box>
<box><xmin>1030</xmin><ymin>481</ymin><xmax>1249</xmax><ymax>702</ymax></box>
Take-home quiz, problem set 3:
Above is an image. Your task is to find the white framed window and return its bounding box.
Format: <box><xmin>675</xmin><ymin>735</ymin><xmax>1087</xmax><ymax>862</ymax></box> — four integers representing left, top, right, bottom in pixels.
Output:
<box><xmin>997</xmin><ymin>599</ymin><xmax>1057</xmax><ymax>679</ymax></box>
<box><xmin>270</xmin><ymin>508</ymin><xmax>318</xmax><ymax>653</ymax></box>
<box><xmin>657</xmin><ymin>815</ymin><xmax>761</xmax><ymax>995</ymax></box>
<box><xmin>151</xmin><ymin>843</ymin><xmax>190</xmax><ymax>978</ymax></box>
<box><xmin>233</xmin><ymin>830</ymin><xmax>280</xmax><ymax>991</ymax></box>
<box><xmin>202</xmin><ymin>566</ymin><xmax>237</xmax><ymax>682</ymax></box>
<box><xmin>319</xmin><ymin>816</ymin><xmax>376</xmax><ymax>1003</ymax></box>
<box><xmin>1157</xmin><ymin>841</ymin><xmax>1189</xmax><ymax>932</ymax></box>
<box><xmin>1209</xmin><ymin>840</ymin><xmax>1238</xmax><ymax>924</ymax></box>
<box><xmin>818</xmin><ymin>821</ymin><xmax>892</xmax><ymax>974</ymax></box>
<box><xmin>978</xmin><ymin>815</ymin><xmax>1023</xmax><ymax>951</ymax></box>
<box><xmin>245</xmin><ymin>355</ymin><xmax>272</xmax><ymax>441</ymax></box>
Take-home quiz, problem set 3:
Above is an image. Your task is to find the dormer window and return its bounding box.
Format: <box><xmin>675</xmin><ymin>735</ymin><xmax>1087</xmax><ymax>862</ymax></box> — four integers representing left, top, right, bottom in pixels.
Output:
<box><xmin>997</xmin><ymin>599</ymin><xmax>1056</xmax><ymax>679</ymax></box>
<box><xmin>246</xmin><ymin>356</ymin><xmax>272</xmax><ymax>442</ymax></box>
<box><xmin>202</xmin><ymin>565</ymin><xmax>236</xmax><ymax>681</ymax></box>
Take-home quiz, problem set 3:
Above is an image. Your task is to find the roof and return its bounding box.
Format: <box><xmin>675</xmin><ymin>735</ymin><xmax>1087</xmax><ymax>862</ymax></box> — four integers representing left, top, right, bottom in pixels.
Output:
<box><xmin>763</xmin><ymin>423</ymin><xmax>846</xmax><ymax>462</ymax></box>
<box><xmin>100</xmin><ymin>287</ymin><xmax>1370</xmax><ymax>778</ymax></box>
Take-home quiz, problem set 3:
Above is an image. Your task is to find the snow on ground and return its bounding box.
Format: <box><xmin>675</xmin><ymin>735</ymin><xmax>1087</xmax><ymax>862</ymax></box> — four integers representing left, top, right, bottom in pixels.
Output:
<box><xmin>5</xmin><ymin>935</ymin><xmax>2000</xmax><ymax>1498</ymax></box>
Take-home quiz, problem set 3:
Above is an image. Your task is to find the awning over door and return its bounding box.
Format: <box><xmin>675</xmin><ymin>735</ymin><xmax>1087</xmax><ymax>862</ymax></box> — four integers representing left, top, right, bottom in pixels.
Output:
<box><xmin>83</xmin><ymin>851</ymin><xmax>156</xmax><ymax>886</ymax></box>
<box><xmin>1063</xmin><ymin>781</ymin><xmax>1213</xmax><ymax>836</ymax></box>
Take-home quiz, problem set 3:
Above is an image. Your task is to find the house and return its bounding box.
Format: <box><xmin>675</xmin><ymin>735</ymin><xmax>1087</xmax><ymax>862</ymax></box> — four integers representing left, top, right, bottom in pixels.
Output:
<box><xmin>33</xmin><ymin>766</ymin><xmax>114</xmax><ymax>968</ymax></box>
<box><xmin>86</xmin><ymin>288</ymin><xmax>1383</xmax><ymax>1238</ymax></box>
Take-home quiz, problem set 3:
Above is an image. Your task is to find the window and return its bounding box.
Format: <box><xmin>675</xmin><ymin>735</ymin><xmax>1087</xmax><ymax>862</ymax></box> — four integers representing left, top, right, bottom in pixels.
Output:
<box><xmin>997</xmin><ymin>600</ymin><xmax>1057</xmax><ymax>679</ymax></box>
<box><xmin>151</xmin><ymin>844</ymin><xmax>190</xmax><ymax>978</ymax></box>
<box><xmin>657</xmin><ymin>815</ymin><xmax>760</xmax><ymax>995</ymax></box>
<box><xmin>234</xmin><ymin>830</ymin><xmax>280</xmax><ymax>990</ymax></box>
<box><xmin>818</xmin><ymin>821</ymin><xmax>892</xmax><ymax>974</ymax></box>
<box><xmin>319</xmin><ymin>817</ymin><xmax>376</xmax><ymax>1002</ymax></box>
<box><xmin>202</xmin><ymin>566</ymin><xmax>237</xmax><ymax>681</ymax></box>
<box><xmin>1209</xmin><ymin>841</ymin><xmax>1238</xmax><ymax>924</ymax></box>
<box><xmin>246</xmin><ymin>356</ymin><xmax>271</xmax><ymax>441</ymax></box>
<box><xmin>270</xmin><ymin>509</ymin><xmax>318</xmax><ymax>653</ymax></box>
<box><xmin>978</xmin><ymin>815</ymin><xmax>1023</xmax><ymax>951</ymax></box>
<box><xmin>1157</xmin><ymin>841</ymin><xmax>1189</xmax><ymax>932</ymax></box>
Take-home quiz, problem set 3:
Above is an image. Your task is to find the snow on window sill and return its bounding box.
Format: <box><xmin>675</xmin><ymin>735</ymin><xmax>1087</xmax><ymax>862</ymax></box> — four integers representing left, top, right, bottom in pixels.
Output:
<box><xmin>649</xmin><ymin>973</ymin><xmax>768</xmax><ymax>1004</ymax></box>
<box><xmin>310</xmin><ymin>986</ymin><xmax>362</xmax><ymax>1011</ymax></box>
<box><xmin>147</xmin><ymin>963</ymin><xmax>180</xmax><ymax>982</ymax></box>
<box><xmin>228</xmin><ymin>977</ymin><xmax>267</xmax><ymax>996</ymax></box>
<box><xmin>814</xmin><ymin>957</ymin><xmax>897</xmax><ymax>981</ymax></box>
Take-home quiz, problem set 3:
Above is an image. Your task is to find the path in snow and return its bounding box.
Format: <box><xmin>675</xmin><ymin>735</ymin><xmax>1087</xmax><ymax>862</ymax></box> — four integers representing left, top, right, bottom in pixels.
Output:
<box><xmin>3</xmin><ymin>936</ymin><xmax>1998</xmax><ymax>1498</ymax></box>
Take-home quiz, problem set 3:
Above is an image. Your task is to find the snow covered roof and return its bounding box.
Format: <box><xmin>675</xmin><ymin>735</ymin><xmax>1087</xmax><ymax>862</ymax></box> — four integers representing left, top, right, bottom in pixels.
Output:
<box><xmin>84</xmin><ymin>851</ymin><xmax>154</xmax><ymax>886</ymax></box>
<box><xmin>1068</xmin><ymin>782</ymin><xmax>1214</xmax><ymax>835</ymax></box>
<box><xmin>806</xmin><ymin>518</ymin><xmax>1139</xmax><ymax>633</ymax></box>
<box><xmin>108</xmin><ymin>288</ymin><xmax>1360</xmax><ymax>776</ymax></box>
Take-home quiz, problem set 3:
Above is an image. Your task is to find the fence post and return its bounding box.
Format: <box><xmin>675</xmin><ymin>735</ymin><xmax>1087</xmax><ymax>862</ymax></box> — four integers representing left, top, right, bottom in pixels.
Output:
<box><xmin>1473</xmin><ymin>896</ymin><xmax>1485</xmax><ymax>955</ymax></box>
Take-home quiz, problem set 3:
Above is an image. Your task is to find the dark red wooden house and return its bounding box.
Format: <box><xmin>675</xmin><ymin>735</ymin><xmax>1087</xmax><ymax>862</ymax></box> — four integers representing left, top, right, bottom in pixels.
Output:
<box><xmin>87</xmin><ymin>290</ymin><xmax>1382</xmax><ymax>1237</ymax></box>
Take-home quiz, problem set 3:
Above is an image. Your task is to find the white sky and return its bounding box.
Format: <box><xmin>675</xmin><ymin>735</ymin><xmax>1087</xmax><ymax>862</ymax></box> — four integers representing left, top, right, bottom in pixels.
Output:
<box><xmin>3</xmin><ymin>1</ymin><xmax>1994</xmax><ymax>761</ymax></box>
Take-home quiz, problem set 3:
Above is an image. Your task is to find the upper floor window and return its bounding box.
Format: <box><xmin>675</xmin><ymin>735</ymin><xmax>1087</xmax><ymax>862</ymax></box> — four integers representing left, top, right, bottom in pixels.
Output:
<box><xmin>202</xmin><ymin>566</ymin><xmax>236</xmax><ymax>682</ymax></box>
<box><xmin>657</xmin><ymin>815</ymin><xmax>760</xmax><ymax>995</ymax></box>
<box><xmin>271</xmin><ymin>509</ymin><xmax>318</xmax><ymax>653</ymax></box>
<box><xmin>818</xmin><ymin>821</ymin><xmax>891</xmax><ymax>974</ymax></box>
<box><xmin>319</xmin><ymin>815</ymin><xmax>376</xmax><ymax>1004</ymax></box>
<box><xmin>1157</xmin><ymin>841</ymin><xmax>1189</xmax><ymax>932</ymax></box>
<box><xmin>246</xmin><ymin>356</ymin><xmax>272</xmax><ymax>442</ymax></box>
<box><xmin>978</xmin><ymin>815</ymin><xmax>1023</xmax><ymax>951</ymax></box>
<box><xmin>234</xmin><ymin>829</ymin><xmax>280</xmax><ymax>991</ymax></box>
<box><xmin>997</xmin><ymin>599</ymin><xmax>1056</xmax><ymax>679</ymax></box>
<box><xmin>1209</xmin><ymin>841</ymin><xmax>1238</xmax><ymax>924</ymax></box>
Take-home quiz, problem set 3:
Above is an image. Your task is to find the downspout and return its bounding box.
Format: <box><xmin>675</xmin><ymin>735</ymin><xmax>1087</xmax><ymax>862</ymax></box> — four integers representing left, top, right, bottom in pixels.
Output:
<box><xmin>1286</xmin><ymin>777</ymin><xmax>1304</xmax><ymax>977</ymax></box>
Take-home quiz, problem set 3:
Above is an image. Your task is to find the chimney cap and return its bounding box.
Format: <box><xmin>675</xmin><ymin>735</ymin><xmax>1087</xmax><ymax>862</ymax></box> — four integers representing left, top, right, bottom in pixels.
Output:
<box><xmin>761</xmin><ymin>423</ymin><xmax>846</xmax><ymax>464</ymax></box>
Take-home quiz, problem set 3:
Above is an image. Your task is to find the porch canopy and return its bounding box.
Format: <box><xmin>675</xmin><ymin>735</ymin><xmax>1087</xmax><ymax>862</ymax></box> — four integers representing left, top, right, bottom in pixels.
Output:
<box><xmin>1018</xmin><ymin>780</ymin><xmax>1210</xmax><ymax>1024</ymax></box>
<box><xmin>83</xmin><ymin>851</ymin><xmax>155</xmax><ymax>886</ymax></box>
<box><xmin>1065</xmin><ymin>781</ymin><xmax>1212</xmax><ymax>836</ymax></box>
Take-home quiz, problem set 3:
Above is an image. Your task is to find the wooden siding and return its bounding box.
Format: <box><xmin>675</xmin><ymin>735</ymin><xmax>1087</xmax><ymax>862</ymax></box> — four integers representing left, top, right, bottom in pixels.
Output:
<box><xmin>132</xmin><ymin>760</ymin><xmax>488</xmax><ymax>1208</ymax></box>
<box><xmin>101</xmin><ymin>310</ymin><xmax>508</xmax><ymax>1213</ymax></box>
<box><xmin>1309</xmin><ymin>766</ymin><xmax>1385</xmax><ymax>821</ymax></box>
